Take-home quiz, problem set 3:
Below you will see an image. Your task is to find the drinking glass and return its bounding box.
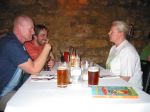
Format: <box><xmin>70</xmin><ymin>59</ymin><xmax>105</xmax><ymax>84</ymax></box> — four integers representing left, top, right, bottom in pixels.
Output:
<box><xmin>88</xmin><ymin>66</ymin><xmax>99</xmax><ymax>86</ymax></box>
<box><xmin>57</xmin><ymin>62</ymin><xmax>69</xmax><ymax>88</ymax></box>
<box><xmin>71</xmin><ymin>67</ymin><xmax>81</xmax><ymax>84</ymax></box>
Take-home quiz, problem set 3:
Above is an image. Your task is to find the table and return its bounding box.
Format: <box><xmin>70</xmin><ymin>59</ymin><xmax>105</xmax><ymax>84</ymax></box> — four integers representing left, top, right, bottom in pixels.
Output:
<box><xmin>5</xmin><ymin>74</ymin><xmax>150</xmax><ymax>112</ymax></box>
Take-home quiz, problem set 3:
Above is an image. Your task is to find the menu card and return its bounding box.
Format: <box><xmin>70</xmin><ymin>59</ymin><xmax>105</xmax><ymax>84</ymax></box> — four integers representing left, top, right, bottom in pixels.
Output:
<box><xmin>92</xmin><ymin>86</ymin><xmax>138</xmax><ymax>98</ymax></box>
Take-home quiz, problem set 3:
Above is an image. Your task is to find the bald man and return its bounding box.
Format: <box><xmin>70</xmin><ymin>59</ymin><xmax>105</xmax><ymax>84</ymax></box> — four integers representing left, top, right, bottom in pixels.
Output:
<box><xmin>0</xmin><ymin>15</ymin><xmax>51</xmax><ymax>110</ymax></box>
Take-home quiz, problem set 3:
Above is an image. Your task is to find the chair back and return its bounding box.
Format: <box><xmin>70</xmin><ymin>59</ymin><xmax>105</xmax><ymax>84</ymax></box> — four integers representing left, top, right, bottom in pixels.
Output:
<box><xmin>141</xmin><ymin>60</ymin><xmax>150</xmax><ymax>94</ymax></box>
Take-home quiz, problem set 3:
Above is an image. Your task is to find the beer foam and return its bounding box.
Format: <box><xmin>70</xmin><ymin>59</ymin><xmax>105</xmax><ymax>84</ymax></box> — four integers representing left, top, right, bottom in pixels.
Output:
<box><xmin>57</xmin><ymin>66</ymin><xmax>67</xmax><ymax>70</ymax></box>
<box><xmin>88</xmin><ymin>67</ymin><xmax>99</xmax><ymax>72</ymax></box>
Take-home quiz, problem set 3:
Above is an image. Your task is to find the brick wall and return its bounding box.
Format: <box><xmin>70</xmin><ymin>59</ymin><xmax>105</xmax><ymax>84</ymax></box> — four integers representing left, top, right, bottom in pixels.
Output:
<box><xmin>0</xmin><ymin>0</ymin><xmax>150</xmax><ymax>66</ymax></box>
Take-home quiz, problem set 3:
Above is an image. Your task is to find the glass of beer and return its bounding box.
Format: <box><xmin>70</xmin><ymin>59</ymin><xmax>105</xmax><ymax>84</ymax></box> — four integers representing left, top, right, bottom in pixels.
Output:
<box><xmin>57</xmin><ymin>63</ymin><xmax>68</xmax><ymax>88</ymax></box>
<box><xmin>88</xmin><ymin>66</ymin><xmax>99</xmax><ymax>86</ymax></box>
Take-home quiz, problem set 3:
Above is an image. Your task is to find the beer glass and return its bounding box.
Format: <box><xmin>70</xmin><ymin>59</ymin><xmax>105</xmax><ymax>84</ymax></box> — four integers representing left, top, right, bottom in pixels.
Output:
<box><xmin>57</xmin><ymin>63</ymin><xmax>68</xmax><ymax>88</ymax></box>
<box><xmin>88</xmin><ymin>66</ymin><xmax>99</xmax><ymax>86</ymax></box>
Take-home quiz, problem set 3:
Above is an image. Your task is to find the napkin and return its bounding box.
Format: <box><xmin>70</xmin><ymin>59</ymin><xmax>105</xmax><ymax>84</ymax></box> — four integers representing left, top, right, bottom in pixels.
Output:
<box><xmin>31</xmin><ymin>71</ymin><xmax>55</xmax><ymax>82</ymax></box>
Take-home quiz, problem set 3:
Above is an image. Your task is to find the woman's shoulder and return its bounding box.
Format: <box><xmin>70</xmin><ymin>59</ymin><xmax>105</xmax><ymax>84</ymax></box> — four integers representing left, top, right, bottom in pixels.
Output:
<box><xmin>121</xmin><ymin>44</ymin><xmax>139</xmax><ymax>59</ymax></box>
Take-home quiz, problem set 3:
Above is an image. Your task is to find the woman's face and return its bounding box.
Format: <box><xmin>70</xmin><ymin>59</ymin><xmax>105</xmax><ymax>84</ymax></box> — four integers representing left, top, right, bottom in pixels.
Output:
<box><xmin>108</xmin><ymin>25</ymin><xmax>121</xmax><ymax>44</ymax></box>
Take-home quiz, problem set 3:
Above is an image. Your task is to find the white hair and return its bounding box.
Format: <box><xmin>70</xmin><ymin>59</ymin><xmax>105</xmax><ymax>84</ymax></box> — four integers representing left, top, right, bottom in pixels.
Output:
<box><xmin>112</xmin><ymin>21</ymin><xmax>129</xmax><ymax>35</ymax></box>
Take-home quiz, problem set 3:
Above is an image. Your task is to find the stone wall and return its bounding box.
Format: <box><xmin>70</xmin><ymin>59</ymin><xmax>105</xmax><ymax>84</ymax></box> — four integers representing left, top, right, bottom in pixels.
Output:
<box><xmin>0</xmin><ymin>0</ymin><xmax>150</xmax><ymax>66</ymax></box>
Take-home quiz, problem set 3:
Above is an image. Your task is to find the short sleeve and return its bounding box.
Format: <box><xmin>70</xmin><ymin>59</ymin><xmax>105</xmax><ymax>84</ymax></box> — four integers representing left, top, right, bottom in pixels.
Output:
<box><xmin>119</xmin><ymin>49</ymin><xmax>137</xmax><ymax>77</ymax></box>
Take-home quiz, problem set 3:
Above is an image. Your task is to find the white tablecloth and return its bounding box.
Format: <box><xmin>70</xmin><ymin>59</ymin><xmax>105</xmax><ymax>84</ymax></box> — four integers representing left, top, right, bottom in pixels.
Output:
<box><xmin>5</xmin><ymin>76</ymin><xmax>150</xmax><ymax>112</ymax></box>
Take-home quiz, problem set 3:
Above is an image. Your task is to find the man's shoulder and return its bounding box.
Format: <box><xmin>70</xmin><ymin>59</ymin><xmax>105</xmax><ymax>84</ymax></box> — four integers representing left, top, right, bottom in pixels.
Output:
<box><xmin>0</xmin><ymin>33</ymin><xmax>13</xmax><ymax>48</ymax></box>
<box><xmin>0</xmin><ymin>32</ymin><xmax>17</xmax><ymax>42</ymax></box>
<box><xmin>0</xmin><ymin>33</ymin><xmax>7</xmax><ymax>39</ymax></box>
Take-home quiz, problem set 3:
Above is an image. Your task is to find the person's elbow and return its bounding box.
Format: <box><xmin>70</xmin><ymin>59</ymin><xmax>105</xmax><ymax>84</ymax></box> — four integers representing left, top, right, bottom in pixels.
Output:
<box><xmin>120</xmin><ymin>76</ymin><xmax>130</xmax><ymax>82</ymax></box>
<box><xmin>19</xmin><ymin>59</ymin><xmax>42</xmax><ymax>75</ymax></box>
<box><xmin>20</xmin><ymin>65</ymin><xmax>41</xmax><ymax>75</ymax></box>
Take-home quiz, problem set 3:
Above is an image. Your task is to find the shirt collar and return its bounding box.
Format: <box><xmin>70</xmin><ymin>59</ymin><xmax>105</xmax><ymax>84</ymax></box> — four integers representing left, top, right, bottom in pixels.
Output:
<box><xmin>115</xmin><ymin>39</ymin><xmax>128</xmax><ymax>51</ymax></box>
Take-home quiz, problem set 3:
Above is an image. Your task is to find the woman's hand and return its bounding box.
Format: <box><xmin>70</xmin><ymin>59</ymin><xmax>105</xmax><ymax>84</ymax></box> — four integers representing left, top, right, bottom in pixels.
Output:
<box><xmin>120</xmin><ymin>76</ymin><xmax>130</xmax><ymax>82</ymax></box>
